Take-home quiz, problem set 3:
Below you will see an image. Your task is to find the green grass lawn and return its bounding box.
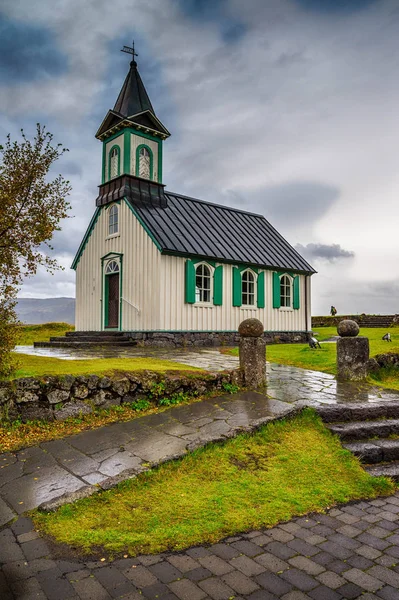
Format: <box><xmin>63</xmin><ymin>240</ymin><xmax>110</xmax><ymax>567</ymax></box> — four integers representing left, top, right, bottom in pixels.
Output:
<box><xmin>11</xmin><ymin>353</ymin><xmax>199</xmax><ymax>379</ymax></box>
<box><xmin>34</xmin><ymin>409</ymin><xmax>394</xmax><ymax>557</ymax></box>
<box><xmin>17</xmin><ymin>322</ymin><xmax>74</xmax><ymax>345</ymax></box>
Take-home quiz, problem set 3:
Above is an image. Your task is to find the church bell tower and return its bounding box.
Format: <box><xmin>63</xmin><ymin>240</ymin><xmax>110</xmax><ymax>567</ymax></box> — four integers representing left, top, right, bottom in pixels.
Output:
<box><xmin>95</xmin><ymin>43</ymin><xmax>170</xmax><ymax>186</ymax></box>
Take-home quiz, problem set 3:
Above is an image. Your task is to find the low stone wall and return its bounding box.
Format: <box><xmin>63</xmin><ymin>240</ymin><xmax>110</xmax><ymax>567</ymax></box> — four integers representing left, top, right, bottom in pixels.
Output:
<box><xmin>312</xmin><ymin>315</ymin><xmax>398</xmax><ymax>328</ymax></box>
<box><xmin>0</xmin><ymin>370</ymin><xmax>241</xmax><ymax>423</ymax></box>
<box><xmin>127</xmin><ymin>331</ymin><xmax>309</xmax><ymax>347</ymax></box>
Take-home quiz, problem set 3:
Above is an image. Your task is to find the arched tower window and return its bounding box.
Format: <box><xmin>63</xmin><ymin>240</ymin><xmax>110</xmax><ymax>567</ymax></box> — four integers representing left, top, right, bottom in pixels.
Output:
<box><xmin>242</xmin><ymin>270</ymin><xmax>255</xmax><ymax>306</ymax></box>
<box><xmin>195</xmin><ymin>263</ymin><xmax>211</xmax><ymax>303</ymax></box>
<box><xmin>109</xmin><ymin>146</ymin><xmax>120</xmax><ymax>180</ymax></box>
<box><xmin>280</xmin><ymin>274</ymin><xmax>292</xmax><ymax>307</ymax></box>
<box><xmin>136</xmin><ymin>145</ymin><xmax>153</xmax><ymax>180</ymax></box>
<box><xmin>108</xmin><ymin>205</ymin><xmax>119</xmax><ymax>236</ymax></box>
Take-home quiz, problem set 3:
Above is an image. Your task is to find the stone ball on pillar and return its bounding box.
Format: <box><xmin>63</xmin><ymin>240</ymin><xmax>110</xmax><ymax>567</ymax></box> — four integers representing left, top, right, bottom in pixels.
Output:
<box><xmin>337</xmin><ymin>319</ymin><xmax>360</xmax><ymax>338</ymax></box>
<box><xmin>238</xmin><ymin>318</ymin><xmax>264</xmax><ymax>338</ymax></box>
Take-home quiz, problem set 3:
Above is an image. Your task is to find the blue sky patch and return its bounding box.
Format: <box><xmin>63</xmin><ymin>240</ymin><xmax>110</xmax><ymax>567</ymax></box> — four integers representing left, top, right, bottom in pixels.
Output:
<box><xmin>0</xmin><ymin>15</ymin><xmax>67</xmax><ymax>83</ymax></box>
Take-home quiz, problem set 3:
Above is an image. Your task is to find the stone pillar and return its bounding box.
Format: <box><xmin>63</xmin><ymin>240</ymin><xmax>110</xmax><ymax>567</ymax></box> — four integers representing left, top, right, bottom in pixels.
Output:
<box><xmin>336</xmin><ymin>319</ymin><xmax>369</xmax><ymax>381</ymax></box>
<box><xmin>238</xmin><ymin>318</ymin><xmax>266</xmax><ymax>389</ymax></box>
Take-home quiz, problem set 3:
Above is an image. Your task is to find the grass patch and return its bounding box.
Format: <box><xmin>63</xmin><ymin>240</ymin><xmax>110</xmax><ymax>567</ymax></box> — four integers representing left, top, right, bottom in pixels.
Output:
<box><xmin>33</xmin><ymin>409</ymin><xmax>394</xmax><ymax>557</ymax></box>
<box><xmin>10</xmin><ymin>353</ymin><xmax>198</xmax><ymax>379</ymax></box>
<box><xmin>17</xmin><ymin>322</ymin><xmax>74</xmax><ymax>345</ymax></box>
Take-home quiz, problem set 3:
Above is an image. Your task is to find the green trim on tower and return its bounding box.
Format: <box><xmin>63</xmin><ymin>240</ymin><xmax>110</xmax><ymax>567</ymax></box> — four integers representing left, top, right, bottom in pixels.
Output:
<box><xmin>123</xmin><ymin>199</ymin><xmax>162</xmax><ymax>251</ymax></box>
<box><xmin>257</xmin><ymin>271</ymin><xmax>265</xmax><ymax>308</ymax></box>
<box><xmin>101</xmin><ymin>143</ymin><xmax>107</xmax><ymax>184</ymax></box>
<box><xmin>185</xmin><ymin>259</ymin><xmax>196</xmax><ymax>304</ymax></box>
<box><xmin>232</xmin><ymin>267</ymin><xmax>242</xmax><ymax>307</ymax></box>
<box><xmin>213</xmin><ymin>265</ymin><xmax>223</xmax><ymax>306</ymax></box>
<box><xmin>135</xmin><ymin>143</ymin><xmax>154</xmax><ymax>180</ymax></box>
<box><xmin>108</xmin><ymin>144</ymin><xmax>121</xmax><ymax>180</ymax></box>
<box><xmin>123</xmin><ymin>130</ymin><xmax>131</xmax><ymax>175</ymax></box>
<box><xmin>158</xmin><ymin>139</ymin><xmax>163</xmax><ymax>183</ymax></box>
<box><xmin>293</xmin><ymin>275</ymin><xmax>300</xmax><ymax>310</ymax></box>
<box><xmin>119</xmin><ymin>254</ymin><xmax>124</xmax><ymax>330</ymax></box>
<box><xmin>273</xmin><ymin>272</ymin><xmax>281</xmax><ymax>309</ymax></box>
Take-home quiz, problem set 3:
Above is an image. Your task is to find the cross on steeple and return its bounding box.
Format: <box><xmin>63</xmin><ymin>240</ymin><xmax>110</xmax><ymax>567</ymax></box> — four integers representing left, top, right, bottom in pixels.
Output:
<box><xmin>121</xmin><ymin>41</ymin><xmax>138</xmax><ymax>64</ymax></box>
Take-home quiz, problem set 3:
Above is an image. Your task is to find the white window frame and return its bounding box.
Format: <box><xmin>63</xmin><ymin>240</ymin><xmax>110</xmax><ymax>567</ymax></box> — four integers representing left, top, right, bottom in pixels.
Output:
<box><xmin>279</xmin><ymin>274</ymin><xmax>293</xmax><ymax>310</ymax></box>
<box><xmin>105</xmin><ymin>259</ymin><xmax>120</xmax><ymax>275</ymax></box>
<box><xmin>107</xmin><ymin>204</ymin><xmax>119</xmax><ymax>238</ymax></box>
<box><xmin>241</xmin><ymin>269</ymin><xmax>257</xmax><ymax>308</ymax></box>
<box><xmin>194</xmin><ymin>262</ymin><xmax>214</xmax><ymax>306</ymax></box>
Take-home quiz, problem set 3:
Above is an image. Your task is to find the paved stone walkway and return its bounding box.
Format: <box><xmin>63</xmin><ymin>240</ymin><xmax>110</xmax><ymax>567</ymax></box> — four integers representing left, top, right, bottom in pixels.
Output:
<box><xmin>2</xmin><ymin>493</ymin><xmax>399</xmax><ymax>599</ymax></box>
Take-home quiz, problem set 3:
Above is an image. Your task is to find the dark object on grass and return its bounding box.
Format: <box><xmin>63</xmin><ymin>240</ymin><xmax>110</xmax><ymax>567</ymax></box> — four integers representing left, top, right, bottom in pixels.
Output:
<box><xmin>309</xmin><ymin>336</ymin><xmax>321</xmax><ymax>349</ymax></box>
<box><xmin>382</xmin><ymin>333</ymin><xmax>392</xmax><ymax>342</ymax></box>
<box><xmin>330</xmin><ymin>305</ymin><xmax>337</xmax><ymax>316</ymax></box>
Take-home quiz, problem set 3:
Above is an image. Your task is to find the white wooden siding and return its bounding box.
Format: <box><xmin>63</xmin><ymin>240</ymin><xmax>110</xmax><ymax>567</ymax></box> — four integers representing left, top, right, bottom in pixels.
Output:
<box><xmin>159</xmin><ymin>255</ymin><xmax>309</xmax><ymax>332</ymax></box>
<box><xmin>130</xmin><ymin>134</ymin><xmax>159</xmax><ymax>182</ymax></box>
<box><xmin>105</xmin><ymin>135</ymin><xmax>124</xmax><ymax>182</ymax></box>
<box><xmin>75</xmin><ymin>204</ymin><xmax>311</xmax><ymax>332</ymax></box>
<box><xmin>75</xmin><ymin>201</ymin><xmax>161</xmax><ymax>331</ymax></box>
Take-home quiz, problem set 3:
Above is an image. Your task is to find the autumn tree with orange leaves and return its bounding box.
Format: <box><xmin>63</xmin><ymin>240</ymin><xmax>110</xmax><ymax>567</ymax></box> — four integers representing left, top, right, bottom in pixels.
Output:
<box><xmin>0</xmin><ymin>125</ymin><xmax>71</xmax><ymax>377</ymax></box>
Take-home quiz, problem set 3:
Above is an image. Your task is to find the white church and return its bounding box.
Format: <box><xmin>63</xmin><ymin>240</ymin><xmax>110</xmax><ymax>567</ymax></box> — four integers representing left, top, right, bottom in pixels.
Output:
<box><xmin>72</xmin><ymin>47</ymin><xmax>315</xmax><ymax>346</ymax></box>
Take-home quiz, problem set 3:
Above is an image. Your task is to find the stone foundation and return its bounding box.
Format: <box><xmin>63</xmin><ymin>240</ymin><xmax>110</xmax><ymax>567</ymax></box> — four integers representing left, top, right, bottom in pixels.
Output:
<box><xmin>126</xmin><ymin>330</ymin><xmax>309</xmax><ymax>347</ymax></box>
<box><xmin>0</xmin><ymin>370</ymin><xmax>242</xmax><ymax>424</ymax></box>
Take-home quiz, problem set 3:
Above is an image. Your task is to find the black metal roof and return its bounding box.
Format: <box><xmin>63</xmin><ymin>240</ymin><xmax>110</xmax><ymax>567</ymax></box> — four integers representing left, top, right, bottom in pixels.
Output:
<box><xmin>128</xmin><ymin>188</ymin><xmax>316</xmax><ymax>274</ymax></box>
<box><xmin>114</xmin><ymin>60</ymin><xmax>155</xmax><ymax>118</ymax></box>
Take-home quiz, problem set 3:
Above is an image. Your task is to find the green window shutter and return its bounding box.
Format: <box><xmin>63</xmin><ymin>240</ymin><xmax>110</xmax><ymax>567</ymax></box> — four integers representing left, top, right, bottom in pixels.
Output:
<box><xmin>293</xmin><ymin>275</ymin><xmax>300</xmax><ymax>309</ymax></box>
<box><xmin>213</xmin><ymin>265</ymin><xmax>223</xmax><ymax>306</ymax></box>
<box><xmin>257</xmin><ymin>271</ymin><xmax>265</xmax><ymax>308</ymax></box>
<box><xmin>232</xmin><ymin>267</ymin><xmax>242</xmax><ymax>307</ymax></box>
<box><xmin>273</xmin><ymin>272</ymin><xmax>281</xmax><ymax>309</ymax></box>
<box><xmin>185</xmin><ymin>260</ymin><xmax>196</xmax><ymax>304</ymax></box>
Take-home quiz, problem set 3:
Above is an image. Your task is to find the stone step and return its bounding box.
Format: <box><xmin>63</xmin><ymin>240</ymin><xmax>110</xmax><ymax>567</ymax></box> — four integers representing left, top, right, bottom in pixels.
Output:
<box><xmin>316</xmin><ymin>402</ymin><xmax>399</xmax><ymax>423</ymax></box>
<box><xmin>343</xmin><ymin>439</ymin><xmax>399</xmax><ymax>464</ymax></box>
<box><xmin>33</xmin><ymin>341</ymin><xmax>136</xmax><ymax>348</ymax></box>
<box><xmin>365</xmin><ymin>461</ymin><xmax>399</xmax><ymax>481</ymax></box>
<box><xmin>49</xmin><ymin>335</ymin><xmax>132</xmax><ymax>343</ymax></box>
<box><xmin>327</xmin><ymin>419</ymin><xmax>399</xmax><ymax>441</ymax></box>
<box><xmin>65</xmin><ymin>331</ymin><xmax>127</xmax><ymax>337</ymax></box>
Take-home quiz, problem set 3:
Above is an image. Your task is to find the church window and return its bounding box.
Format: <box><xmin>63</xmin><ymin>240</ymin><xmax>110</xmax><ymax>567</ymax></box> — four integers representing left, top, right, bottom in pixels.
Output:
<box><xmin>105</xmin><ymin>259</ymin><xmax>119</xmax><ymax>274</ymax></box>
<box><xmin>136</xmin><ymin>144</ymin><xmax>153</xmax><ymax>180</ymax></box>
<box><xmin>108</xmin><ymin>205</ymin><xmax>119</xmax><ymax>236</ymax></box>
<box><xmin>241</xmin><ymin>270</ymin><xmax>255</xmax><ymax>306</ymax></box>
<box><xmin>280</xmin><ymin>274</ymin><xmax>292</xmax><ymax>308</ymax></box>
<box><xmin>195</xmin><ymin>263</ymin><xmax>211</xmax><ymax>303</ymax></box>
<box><xmin>109</xmin><ymin>146</ymin><xmax>120</xmax><ymax>180</ymax></box>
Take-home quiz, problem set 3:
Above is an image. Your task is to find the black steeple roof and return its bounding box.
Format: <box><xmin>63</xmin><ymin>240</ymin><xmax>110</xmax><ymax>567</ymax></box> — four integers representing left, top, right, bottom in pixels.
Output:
<box><xmin>113</xmin><ymin>59</ymin><xmax>155</xmax><ymax>117</ymax></box>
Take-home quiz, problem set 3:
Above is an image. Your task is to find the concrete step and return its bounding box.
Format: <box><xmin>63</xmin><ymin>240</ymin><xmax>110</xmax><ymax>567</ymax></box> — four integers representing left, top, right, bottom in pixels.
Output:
<box><xmin>365</xmin><ymin>461</ymin><xmax>399</xmax><ymax>481</ymax></box>
<box><xmin>343</xmin><ymin>439</ymin><xmax>399</xmax><ymax>464</ymax></box>
<box><xmin>34</xmin><ymin>341</ymin><xmax>136</xmax><ymax>348</ymax></box>
<box><xmin>316</xmin><ymin>402</ymin><xmax>399</xmax><ymax>423</ymax></box>
<box><xmin>327</xmin><ymin>419</ymin><xmax>399</xmax><ymax>441</ymax></box>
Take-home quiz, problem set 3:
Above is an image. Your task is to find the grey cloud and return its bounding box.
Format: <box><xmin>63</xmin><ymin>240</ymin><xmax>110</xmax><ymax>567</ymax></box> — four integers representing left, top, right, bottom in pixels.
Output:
<box><xmin>296</xmin><ymin>243</ymin><xmax>355</xmax><ymax>262</ymax></box>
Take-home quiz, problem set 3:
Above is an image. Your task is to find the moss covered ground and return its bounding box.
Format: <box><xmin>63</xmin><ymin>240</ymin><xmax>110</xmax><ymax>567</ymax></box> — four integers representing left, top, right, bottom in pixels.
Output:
<box><xmin>34</xmin><ymin>409</ymin><xmax>394</xmax><ymax>557</ymax></box>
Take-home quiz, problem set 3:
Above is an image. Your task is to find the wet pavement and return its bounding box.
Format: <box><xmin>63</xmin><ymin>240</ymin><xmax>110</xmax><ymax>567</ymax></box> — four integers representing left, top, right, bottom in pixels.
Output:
<box><xmin>0</xmin><ymin>392</ymin><xmax>295</xmax><ymax>527</ymax></box>
<box><xmin>2</xmin><ymin>493</ymin><xmax>399</xmax><ymax>599</ymax></box>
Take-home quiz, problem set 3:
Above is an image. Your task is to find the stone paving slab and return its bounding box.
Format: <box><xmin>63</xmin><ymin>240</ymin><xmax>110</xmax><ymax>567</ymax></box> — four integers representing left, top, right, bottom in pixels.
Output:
<box><xmin>0</xmin><ymin>392</ymin><xmax>295</xmax><ymax>526</ymax></box>
<box><xmin>1</xmin><ymin>493</ymin><xmax>399</xmax><ymax>599</ymax></box>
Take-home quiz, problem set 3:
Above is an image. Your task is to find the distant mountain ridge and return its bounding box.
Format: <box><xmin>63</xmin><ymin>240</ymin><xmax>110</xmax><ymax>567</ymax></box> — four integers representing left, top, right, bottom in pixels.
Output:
<box><xmin>16</xmin><ymin>297</ymin><xmax>75</xmax><ymax>325</ymax></box>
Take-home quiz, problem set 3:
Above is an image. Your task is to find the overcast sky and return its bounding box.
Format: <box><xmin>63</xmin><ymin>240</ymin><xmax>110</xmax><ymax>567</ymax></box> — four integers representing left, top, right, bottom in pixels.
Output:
<box><xmin>1</xmin><ymin>0</ymin><xmax>399</xmax><ymax>315</ymax></box>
